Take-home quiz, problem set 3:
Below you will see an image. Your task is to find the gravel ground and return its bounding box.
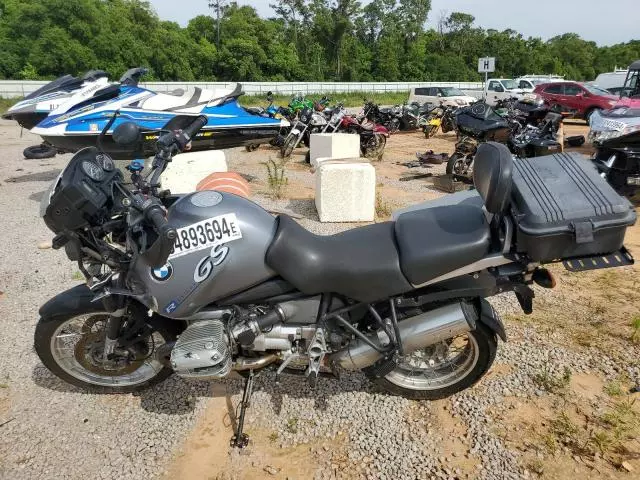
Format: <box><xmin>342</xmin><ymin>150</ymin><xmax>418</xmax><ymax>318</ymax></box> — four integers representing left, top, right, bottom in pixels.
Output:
<box><xmin>1</xmin><ymin>119</ymin><xmax>636</xmax><ymax>480</ymax></box>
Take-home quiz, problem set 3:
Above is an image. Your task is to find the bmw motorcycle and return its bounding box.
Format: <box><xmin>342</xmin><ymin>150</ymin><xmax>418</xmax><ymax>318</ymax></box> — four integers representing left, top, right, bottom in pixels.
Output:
<box><xmin>36</xmin><ymin>115</ymin><xmax>635</xmax><ymax>448</ymax></box>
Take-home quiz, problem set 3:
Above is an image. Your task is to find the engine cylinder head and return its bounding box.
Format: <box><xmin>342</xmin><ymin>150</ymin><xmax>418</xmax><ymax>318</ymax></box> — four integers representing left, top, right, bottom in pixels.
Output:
<box><xmin>171</xmin><ymin>320</ymin><xmax>231</xmax><ymax>380</ymax></box>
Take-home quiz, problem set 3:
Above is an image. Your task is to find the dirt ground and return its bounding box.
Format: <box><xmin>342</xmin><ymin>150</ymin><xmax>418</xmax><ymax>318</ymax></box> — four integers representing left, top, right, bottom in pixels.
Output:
<box><xmin>164</xmin><ymin>121</ymin><xmax>640</xmax><ymax>480</ymax></box>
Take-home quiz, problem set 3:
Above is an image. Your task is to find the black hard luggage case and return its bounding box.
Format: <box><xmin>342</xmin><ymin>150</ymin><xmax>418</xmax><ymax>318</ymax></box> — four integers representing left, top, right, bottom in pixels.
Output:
<box><xmin>510</xmin><ymin>152</ymin><xmax>636</xmax><ymax>262</ymax></box>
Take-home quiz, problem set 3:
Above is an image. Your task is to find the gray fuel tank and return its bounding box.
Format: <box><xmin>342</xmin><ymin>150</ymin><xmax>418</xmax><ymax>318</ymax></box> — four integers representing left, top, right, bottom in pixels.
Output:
<box><xmin>132</xmin><ymin>191</ymin><xmax>277</xmax><ymax>319</ymax></box>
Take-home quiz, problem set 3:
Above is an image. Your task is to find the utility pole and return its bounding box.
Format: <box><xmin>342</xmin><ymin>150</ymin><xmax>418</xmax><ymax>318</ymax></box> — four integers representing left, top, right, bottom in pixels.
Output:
<box><xmin>208</xmin><ymin>0</ymin><xmax>224</xmax><ymax>49</ymax></box>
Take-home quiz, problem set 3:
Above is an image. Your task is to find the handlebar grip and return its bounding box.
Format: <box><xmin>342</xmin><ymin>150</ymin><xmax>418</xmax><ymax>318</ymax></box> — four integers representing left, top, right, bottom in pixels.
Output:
<box><xmin>145</xmin><ymin>205</ymin><xmax>177</xmax><ymax>268</ymax></box>
<box><xmin>182</xmin><ymin>115</ymin><xmax>208</xmax><ymax>141</ymax></box>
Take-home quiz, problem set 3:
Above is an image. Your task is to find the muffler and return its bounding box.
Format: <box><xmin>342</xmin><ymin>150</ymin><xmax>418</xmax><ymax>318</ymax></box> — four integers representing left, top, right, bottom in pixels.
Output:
<box><xmin>329</xmin><ymin>302</ymin><xmax>477</xmax><ymax>370</ymax></box>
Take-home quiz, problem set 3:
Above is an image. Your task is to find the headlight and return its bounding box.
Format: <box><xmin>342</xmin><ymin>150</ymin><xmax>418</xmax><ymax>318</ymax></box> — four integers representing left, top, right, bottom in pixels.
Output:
<box><xmin>589</xmin><ymin>124</ymin><xmax>640</xmax><ymax>143</ymax></box>
<box><xmin>455</xmin><ymin>99</ymin><xmax>466</xmax><ymax>106</ymax></box>
<box><xmin>608</xmin><ymin>100</ymin><xmax>619</xmax><ymax>107</ymax></box>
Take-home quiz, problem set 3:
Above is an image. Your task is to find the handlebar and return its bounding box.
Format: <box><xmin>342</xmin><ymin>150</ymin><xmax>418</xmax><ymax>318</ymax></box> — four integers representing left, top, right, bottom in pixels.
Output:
<box><xmin>143</xmin><ymin>202</ymin><xmax>177</xmax><ymax>268</ymax></box>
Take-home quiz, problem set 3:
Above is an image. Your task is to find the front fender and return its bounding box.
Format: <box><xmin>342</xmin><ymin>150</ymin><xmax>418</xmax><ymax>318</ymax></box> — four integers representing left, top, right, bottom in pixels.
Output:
<box><xmin>38</xmin><ymin>284</ymin><xmax>103</xmax><ymax>321</ymax></box>
<box><xmin>477</xmin><ymin>298</ymin><xmax>507</xmax><ymax>342</ymax></box>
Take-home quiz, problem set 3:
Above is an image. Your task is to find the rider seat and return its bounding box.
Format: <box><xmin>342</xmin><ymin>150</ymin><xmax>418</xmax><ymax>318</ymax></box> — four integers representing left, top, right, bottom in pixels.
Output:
<box><xmin>265</xmin><ymin>142</ymin><xmax>513</xmax><ymax>301</ymax></box>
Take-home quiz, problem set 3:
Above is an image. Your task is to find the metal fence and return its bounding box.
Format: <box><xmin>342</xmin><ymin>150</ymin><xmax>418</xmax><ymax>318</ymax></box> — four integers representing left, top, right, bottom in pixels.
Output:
<box><xmin>0</xmin><ymin>80</ymin><xmax>484</xmax><ymax>98</ymax></box>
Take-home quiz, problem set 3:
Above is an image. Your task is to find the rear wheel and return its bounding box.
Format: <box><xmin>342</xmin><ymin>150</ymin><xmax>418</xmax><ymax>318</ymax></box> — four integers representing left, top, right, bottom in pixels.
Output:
<box><xmin>34</xmin><ymin>310</ymin><xmax>176</xmax><ymax>393</ymax></box>
<box><xmin>446</xmin><ymin>153</ymin><xmax>474</xmax><ymax>181</ymax></box>
<box><xmin>371</xmin><ymin>323</ymin><xmax>497</xmax><ymax>400</ymax></box>
<box><xmin>362</xmin><ymin>134</ymin><xmax>387</xmax><ymax>160</ymax></box>
<box><xmin>245</xmin><ymin>144</ymin><xmax>259</xmax><ymax>152</ymax></box>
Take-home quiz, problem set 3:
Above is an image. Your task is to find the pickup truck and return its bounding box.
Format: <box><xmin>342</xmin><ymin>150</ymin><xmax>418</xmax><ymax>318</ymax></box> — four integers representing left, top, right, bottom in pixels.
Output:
<box><xmin>483</xmin><ymin>79</ymin><xmax>526</xmax><ymax>105</ymax></box>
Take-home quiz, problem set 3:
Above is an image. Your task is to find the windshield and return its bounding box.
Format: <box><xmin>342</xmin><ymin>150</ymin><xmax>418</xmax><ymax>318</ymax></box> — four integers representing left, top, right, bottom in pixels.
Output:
<box><xmin>584</xmin><ymin>84</ymin><xmax>612</xmax><ymax>96</ymax></box>
<box><xmin>441</xmin><ymin>87</ymin><xmax>465</xmax><ymax>97</ymax></box>
<box><xmin>502</xmin><ymin>80</ymin><xmax>518</xmax><ymax>90</ymax></box>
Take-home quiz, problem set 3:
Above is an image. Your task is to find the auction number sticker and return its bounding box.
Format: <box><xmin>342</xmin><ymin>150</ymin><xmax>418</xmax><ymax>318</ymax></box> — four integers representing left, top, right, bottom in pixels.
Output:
<box><xmin>170</xmin><ymin>213</ymin><xmax>242</xmax><ymax>259</ymax></box>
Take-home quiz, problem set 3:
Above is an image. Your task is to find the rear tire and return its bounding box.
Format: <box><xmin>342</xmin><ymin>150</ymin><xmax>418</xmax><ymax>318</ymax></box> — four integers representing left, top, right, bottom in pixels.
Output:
<box><xmin>446</xmin><ymin>153</ymin><xmax>472</xmax><ymax>179</ymax></box>
<box><xmin>371</xmin><ymin>323</ymin><xmax>497</xmax><ymax>400</ymax></box>
<box><xmin>24</xmin><ymin>144</ymin><xmax>57</xmax><ymax>159</ymax></box>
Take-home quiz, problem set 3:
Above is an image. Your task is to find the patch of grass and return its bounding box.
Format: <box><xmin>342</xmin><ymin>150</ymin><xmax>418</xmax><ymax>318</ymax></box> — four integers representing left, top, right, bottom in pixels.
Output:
<box><xmin>526</xmin><ymin>458</ymin><xmax>545</xmax><ymax>475</ymax></box>
<box><xmin>533</xmin><ymin>365</ymin><xmax>572</xmax><ymax>393</ymax></box>
<box><xmin>285</xmin><ymin>417</ymin><xmax>299</xmax><ymax>434</ymax></box>
<box><xmin>0</xmin><ymin>97</ymin><xmax>19</xmax><ymax>114</ymax></box>
<box><xmin>549</xmin><ymin>399</ymin><xmax>640</xmax><ymax>463</ymax></box>
<box><xmin>71</xmin><ymin>271</ymin><xmax>84</xmax><ymax>281</ymax></box>
<box><xmin>630</xmin><ymin>316</ymin><xmax>640</xmax><ymax>344</ymax></box>
<box><xmin>0</xmin><ymin>383</ymin><xmax>8</xmax><ymax>389</ymax></box>
<box><xmin>375</xmin><ymin>192</ymin><xmax>392</xmax><ymax>220</ymax></box>
<box><xmin>268</xmin><ymin>432</ymin><xmax>279</xmax><ymax>443</ymax></box>
<box><xmin>262</xmin><ymin>158</ymin><xmax>289</xmax><ymax>200</ymax></box>
<box><xmin>604</xmin><ymin>379</ymin><xmax>625</xmax><ymax>397</ymax></box>
<box><xmin>239</xmin><ymin>91</ymin><xmax>409</xmax><ymax>109</ymax></box>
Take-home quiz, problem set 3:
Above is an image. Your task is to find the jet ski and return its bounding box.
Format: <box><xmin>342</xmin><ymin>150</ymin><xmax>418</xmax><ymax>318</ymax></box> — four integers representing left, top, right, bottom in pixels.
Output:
<box><xmin>30</xmin><ymin>81</ymin><xmax>287</xmax><ymax>159</ymax></box>
<box><xmin>2</xmin><ymin>70</ymin><xmax>110</xmax><ymax>129</ymax></box>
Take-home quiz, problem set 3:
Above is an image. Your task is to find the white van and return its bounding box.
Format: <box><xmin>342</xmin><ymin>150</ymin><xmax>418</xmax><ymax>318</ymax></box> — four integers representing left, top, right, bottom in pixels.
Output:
<box><xmin>591</xmin><ymin>68</ymin><xmax>629</xmax><ymax>94</ymax></box>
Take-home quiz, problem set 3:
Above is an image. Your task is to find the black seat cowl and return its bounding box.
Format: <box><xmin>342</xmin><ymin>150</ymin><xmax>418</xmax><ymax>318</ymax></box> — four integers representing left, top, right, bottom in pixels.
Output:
<box><xmin>265</xmin><ymin>215</ymin><xmax>412</xmax><ymax>303</ymax></box>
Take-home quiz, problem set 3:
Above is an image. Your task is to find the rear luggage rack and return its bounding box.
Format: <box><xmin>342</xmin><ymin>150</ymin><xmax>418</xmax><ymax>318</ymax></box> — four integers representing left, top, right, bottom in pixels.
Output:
<box><xmin>562</xmin><ymin>247</ymin><xmax>634</xmax><ymax>272</ymax></box>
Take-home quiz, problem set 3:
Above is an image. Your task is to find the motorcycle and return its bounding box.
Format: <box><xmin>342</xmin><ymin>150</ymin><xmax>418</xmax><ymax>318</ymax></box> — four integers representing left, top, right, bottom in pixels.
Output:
<box><xmin>446</xmin><ymin>103</ymin><xmax>561</xmax><ymax>182</ymax></box>
<box><xmin>244</xmin><ymin>92</ymin><xmax>293</xmax><ymax>151</ymax></box>
<box><xmin>340</xmin><ymin>114</ymin><xmax>390</xmax><ymax>160</ymax></box>
<box><xmin>423</xmin><ymin>105</ymin><xmax>457</xmax><ymax>139</ymax></box>
<box><xmin>363</xmin><ymin>101</ymin><xmax>401</xmax><ymax>134</ymax></box>
<box><xmin>35</xmin><ymin>117</ymin><xmax>635</xmax><ymax>448</ymax></box>
<box><xmin>280</xmin><ymin>106</ymin><xmax>328</xmax><ymax>158</ymax></box>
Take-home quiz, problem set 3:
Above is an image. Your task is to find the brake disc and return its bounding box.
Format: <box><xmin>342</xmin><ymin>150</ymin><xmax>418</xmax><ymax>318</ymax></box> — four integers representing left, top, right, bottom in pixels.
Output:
<box><xmin>74</xmin><ymin>331</ymin><xmax>144</xmax><ymax>377</ymax></box>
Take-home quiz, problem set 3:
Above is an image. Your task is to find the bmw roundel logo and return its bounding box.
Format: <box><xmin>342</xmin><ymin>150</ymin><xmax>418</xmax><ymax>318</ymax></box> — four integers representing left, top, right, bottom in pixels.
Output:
<box><xmin>151</xmin><ymin>263</ymin><xmax>173</xmax><ymax>282</ymax></box>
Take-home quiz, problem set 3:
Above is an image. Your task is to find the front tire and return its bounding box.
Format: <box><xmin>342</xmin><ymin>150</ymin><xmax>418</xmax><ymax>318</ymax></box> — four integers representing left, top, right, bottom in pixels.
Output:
<box><xmin>371</xmin><ymin>323</ymin><xmax>497</xmax><ymax>400</ymax></box>
<box><xmin>280</xmin><ymin>136</ymin><xmax>297</xmax><ymax>158</ymax></box>
<box><xmin>34</xmin><ymin>310</ymin><xmax>177</xmax><ymax>393</ymax></box>
<box><xmin>446</xmin><ymin>152</ymin><xmax>474</xmax><ymax>182</ymax></box>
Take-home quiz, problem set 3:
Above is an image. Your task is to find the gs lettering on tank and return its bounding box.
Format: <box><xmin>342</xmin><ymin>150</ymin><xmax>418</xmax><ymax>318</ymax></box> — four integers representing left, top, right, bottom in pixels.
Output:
<box><xmin>132</xmin><ymin>191</ymin><xmax>278</xmax><ymax>319</ymax></box>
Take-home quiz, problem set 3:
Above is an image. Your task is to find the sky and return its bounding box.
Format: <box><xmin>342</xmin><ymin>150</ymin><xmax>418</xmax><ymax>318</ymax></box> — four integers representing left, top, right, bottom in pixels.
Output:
<box><xmin>149</xmin><ymin>0</ymin><xmax>638</xmax><ymax>46</ymax></box>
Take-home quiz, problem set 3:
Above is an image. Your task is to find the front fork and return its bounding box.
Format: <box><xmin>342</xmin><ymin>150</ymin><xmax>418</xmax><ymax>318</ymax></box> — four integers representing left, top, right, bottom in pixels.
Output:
<box><xmin>101</xmin><ymin>276</ymin><xmax>127</xmax><ymax>361</ymax></box>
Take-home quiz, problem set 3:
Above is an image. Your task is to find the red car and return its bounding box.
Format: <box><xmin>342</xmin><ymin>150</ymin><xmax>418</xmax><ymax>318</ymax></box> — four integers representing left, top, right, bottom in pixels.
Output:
<box><xmin>533</xmin><ymin>81</ymin><xmax>619</xmax><ymax>123</ymax></box>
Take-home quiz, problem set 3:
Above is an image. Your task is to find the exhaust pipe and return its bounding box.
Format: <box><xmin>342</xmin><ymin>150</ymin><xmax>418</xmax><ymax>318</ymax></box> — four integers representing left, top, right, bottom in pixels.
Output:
<box><xmin>329</xmin><ymin>302</ymin><xmax>477</xmax><ymax>370</ymax></box>
<box><xmin>233</xmin><ymin>354</ymin><xmax>278</xmax><ymax>371</ymax></box>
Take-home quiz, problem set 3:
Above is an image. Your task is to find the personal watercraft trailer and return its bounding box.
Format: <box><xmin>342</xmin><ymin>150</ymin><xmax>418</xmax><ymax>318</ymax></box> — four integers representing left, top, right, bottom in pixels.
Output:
<box><xmin>1</xmin><ymin>70</ymin><xmax>110</xmax><ymax>130</ymax></box>
<box><xmin>30</xmin><ymin>82</ymin><xmax>287</xmax><ymax>159</ymax></box>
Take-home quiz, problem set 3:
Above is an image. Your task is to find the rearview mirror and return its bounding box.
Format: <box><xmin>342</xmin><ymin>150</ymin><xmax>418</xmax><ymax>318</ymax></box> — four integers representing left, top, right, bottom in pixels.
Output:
<box><xmin>113</xmin><ymin>122</ymin><xmax>141</xmax><ymax>146</ymax></box>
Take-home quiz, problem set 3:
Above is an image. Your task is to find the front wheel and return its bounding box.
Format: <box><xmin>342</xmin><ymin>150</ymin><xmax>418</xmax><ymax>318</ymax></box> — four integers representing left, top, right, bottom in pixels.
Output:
<box><xmin>280</xmin><ymin>135</ymin><xmax>298</xmax><ymax>158</ymax></box>
<box><xmin>371</xmin><ymin>323</ymin><xmax>497</xmax><ymax>400</ymax></box>
<box><xmin>446</xmin><ymin>153</ymin><xmax>474</xmax><ymax>182</ymax></box>
<box><xmin>424</xmin><ymin>124</ymin><xmax>439</xmax><ymax>139</ymax></box>
<box><xmin>34</xmin><ymin>310</ymin><xmax>177</xmax><ymax>393</ymax></box>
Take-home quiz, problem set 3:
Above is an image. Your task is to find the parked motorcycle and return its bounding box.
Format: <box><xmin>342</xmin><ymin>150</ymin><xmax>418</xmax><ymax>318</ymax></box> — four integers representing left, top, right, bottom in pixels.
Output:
<box><xmin>363</xmin><ymin>101</ymin><xmax>401</xmax><ymax>134</ymax></box>
<box><xmin>446</xmin><ymin>103</ymin><xmax>561</xmax><ymax>182</ymax></box>
<box><xmin>280</xmin><ymin>106</ymin><xmax>328</xmax><ymax>157</ymax></box>
<box><xmin>423</xmin><ymin>105</ymin><xmax>457</xmax><ymax>138</ymax></box>
<box><xmin>35</xmin><ymin>116</ymin><xmax>636</xmax><ymax>448</ymax></box>
<box><xmin>341</xmin><ymin>114</ymin><xmax>390</xmax><ymax>160</ymax></box>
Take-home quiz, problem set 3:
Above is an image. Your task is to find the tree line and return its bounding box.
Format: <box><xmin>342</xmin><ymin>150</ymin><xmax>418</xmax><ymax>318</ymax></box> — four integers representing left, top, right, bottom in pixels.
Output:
<box><xmin>0</xmin><ymin>0</ymin><xmax>639</xmax><ymax>83</ymax></box>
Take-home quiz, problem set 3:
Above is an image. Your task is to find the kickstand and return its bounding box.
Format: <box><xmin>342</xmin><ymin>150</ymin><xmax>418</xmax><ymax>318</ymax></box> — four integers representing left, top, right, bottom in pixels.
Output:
<box><xmin>230</xmin><ymin>369</ymin><xmax>254</xmax><ymax>448</ymax></box>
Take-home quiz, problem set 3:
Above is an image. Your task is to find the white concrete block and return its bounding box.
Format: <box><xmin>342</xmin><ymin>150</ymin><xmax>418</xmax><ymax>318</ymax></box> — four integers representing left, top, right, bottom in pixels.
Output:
<box><xmin>315</xmin><ymin>161</ymin><xmax>375</xmax><ymax>222</ymax></box>
<box><xmin>161</xmin><ymin>150</ymin><xmax>227</xmax><ymax>194</ymax></box>
<box><xmin>310</xmin><ymin>133</ymin><xmax>360</xmax><ymax>167</ymax></box>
